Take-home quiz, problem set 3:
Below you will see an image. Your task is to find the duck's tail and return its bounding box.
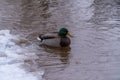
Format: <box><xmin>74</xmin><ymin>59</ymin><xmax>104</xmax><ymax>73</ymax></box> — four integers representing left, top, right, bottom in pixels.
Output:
<box><xmin>37</xmin><ymin>35</ymin><xmax>43</xmax><ymax>42</ymax></box>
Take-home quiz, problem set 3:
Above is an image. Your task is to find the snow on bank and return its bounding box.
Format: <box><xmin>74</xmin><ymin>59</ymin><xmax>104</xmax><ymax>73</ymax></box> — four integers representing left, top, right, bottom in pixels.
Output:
<box><xmin>0</xmin><ymin>30</ymin><xmax>44</xmax><ymax>80</ymax></box>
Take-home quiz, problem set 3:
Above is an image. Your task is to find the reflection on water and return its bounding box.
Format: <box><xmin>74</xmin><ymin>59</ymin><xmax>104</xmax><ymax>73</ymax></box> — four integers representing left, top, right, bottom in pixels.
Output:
<box><xmin>35</xmin><ymin>44</ymin><xmax>71</xmax><ymax>69</ymax></box>
<box><xmin>41</xmin><ymin>45</ymin><xmax>70</xmax><ymax>63</ymax></box>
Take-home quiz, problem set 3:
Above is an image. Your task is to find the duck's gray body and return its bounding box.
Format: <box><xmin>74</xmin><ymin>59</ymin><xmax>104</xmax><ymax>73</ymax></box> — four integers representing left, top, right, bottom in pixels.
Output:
<box><xmin>37</xmin><ymin>28</ymin><xmax>72</xmax><ymax>47</ymax></box>
<box><xmin>37</xmin><ymin>33</ymin><xmax>71</xmax><ymax>47</ymax></box>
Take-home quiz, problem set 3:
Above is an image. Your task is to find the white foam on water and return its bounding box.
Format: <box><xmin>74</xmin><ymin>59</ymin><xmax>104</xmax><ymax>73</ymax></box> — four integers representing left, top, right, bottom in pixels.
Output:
<box><xmin>0</xmin><ymin>64</ymin><xmax>38</xmax><ymax>80</ymax></box>
<box><xmin>0</xmin><ymin>30</ymin><xmax>44</xmax><ymax>80</ymax></box>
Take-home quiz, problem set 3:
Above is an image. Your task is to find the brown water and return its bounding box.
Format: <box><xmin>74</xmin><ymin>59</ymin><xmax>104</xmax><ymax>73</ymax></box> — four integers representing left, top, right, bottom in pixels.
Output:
<box><xmin>0</xmin><ymin>0</ymin><xmax>120</xmax><ymax>80</ymax></box>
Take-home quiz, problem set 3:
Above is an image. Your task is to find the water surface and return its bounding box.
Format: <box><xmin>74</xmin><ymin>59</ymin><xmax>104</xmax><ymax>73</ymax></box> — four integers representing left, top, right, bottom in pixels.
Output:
<box><xmin>0</xmin><ymin>0</ymin><xmax>120</xmax><ymax>80</ymax></box>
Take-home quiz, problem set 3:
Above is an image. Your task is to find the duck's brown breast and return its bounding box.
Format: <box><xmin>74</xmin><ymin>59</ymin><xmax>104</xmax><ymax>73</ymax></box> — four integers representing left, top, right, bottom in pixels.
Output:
<box><xmin>60</xmin><ymin>37</ymin><xmax>71</xmax><ymax>47</ymax></box>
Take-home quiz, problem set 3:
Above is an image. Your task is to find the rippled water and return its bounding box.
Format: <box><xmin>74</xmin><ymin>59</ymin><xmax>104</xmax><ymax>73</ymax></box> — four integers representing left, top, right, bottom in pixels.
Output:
<box><xmin>0</xmin><ymin>0</ymin><xmax>120</xmax><ymax>80</ymax></box>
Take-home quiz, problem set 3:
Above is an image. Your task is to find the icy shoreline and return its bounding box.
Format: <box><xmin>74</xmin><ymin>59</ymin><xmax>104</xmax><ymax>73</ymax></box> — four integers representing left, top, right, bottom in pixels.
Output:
<box><xmin>0</xmin><ymin>30</ymin><xmax>44</xmax><ymax>80</ymax></box>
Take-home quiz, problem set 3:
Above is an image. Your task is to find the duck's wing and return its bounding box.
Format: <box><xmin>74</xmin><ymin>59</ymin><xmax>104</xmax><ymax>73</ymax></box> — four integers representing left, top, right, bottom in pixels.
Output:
<box><xmin>37</xmin><ymin>32</ymin><xmax>59</xmax><ymax>42</ymax></box>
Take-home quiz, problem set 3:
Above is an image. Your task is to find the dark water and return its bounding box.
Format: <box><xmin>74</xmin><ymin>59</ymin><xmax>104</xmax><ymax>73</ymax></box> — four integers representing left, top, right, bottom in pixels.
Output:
<box><xmin>0</xmin><ymin>0</ymin><xmax>120</xmax><ymax>80</ymax></box>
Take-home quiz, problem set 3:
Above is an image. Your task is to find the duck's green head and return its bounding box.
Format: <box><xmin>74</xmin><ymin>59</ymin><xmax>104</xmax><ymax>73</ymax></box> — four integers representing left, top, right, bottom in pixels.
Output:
<box><xmin>58</xmin><ymin>28</ymin><xmax>72</xmax><ymax>37</ymax></box>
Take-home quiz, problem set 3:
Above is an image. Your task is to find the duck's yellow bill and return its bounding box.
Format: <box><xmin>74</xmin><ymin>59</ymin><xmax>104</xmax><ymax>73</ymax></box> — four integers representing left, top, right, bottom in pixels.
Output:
<box><xmin>67</xmin><ymin>32</ymin><xmax>73</xmax><ymax>37</ymax></box>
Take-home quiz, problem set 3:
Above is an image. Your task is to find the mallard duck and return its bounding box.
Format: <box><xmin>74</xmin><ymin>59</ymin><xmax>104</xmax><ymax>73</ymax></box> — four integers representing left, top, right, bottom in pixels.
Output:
<box><xmin>37</xmin><ymin>28</ymin><xmax>73</xmax><ymax>47</ymax></box>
